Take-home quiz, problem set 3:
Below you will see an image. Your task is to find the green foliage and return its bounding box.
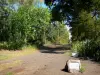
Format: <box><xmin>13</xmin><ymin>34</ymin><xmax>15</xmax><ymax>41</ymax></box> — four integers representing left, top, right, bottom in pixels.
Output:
<box><xmin>45</xmin><ymin>0</ymin><xmax>100</xmax><ymax>62</ymax></box>
<box><xmin>71</xmin><ymin>41</ymin><xmax>81</xmax><ymax>52</ymax></box>
<box><xmin>80</xmin><ymin>65</ymin><xmax>85</xmax><ymax>73</ymax></box>
<box><xmin>22</xmin><ymin>45</ymin><xmax>37</xmax><ymax>51</ymax></box>
<box><xmin>0</xmin><ymin>1</ymin><xmax>51</xmax><ymax>49</ymax></box>
<box><xmin>71</xmin><ymin>41</ymin><xmax>86</xmax><ymax>57</ymax></box>
<box><xmin>6</xmin><ymin>72</ymin><xmax>13</xmax><ymax>75</ymax></box>
<box><xmin>47</xmin><ymin>21</ymin><xmax>69</xmax><ymax>45</ymax></box>
<box><xmin>0</xmin><ymin>42</ymin><xmax>24</xmax><ymax>50</ymax></box>
<box><xmin>8</xmin><ymin>0</ymin><xmax>43</xmax><ymax>7</ymax></box>
<box><xmin>0</xmin><ymin>0</ymin><xmax>69</xmax><ymax>50</ymax></box>
<box><xmin>71</xmin><ymin>10</ymin><xmax>100</xmax><ymax>61</ymax></box>
<box><xmin>72</xmin><ymin>39</ymin><xmax>100</xmax><ymax>61</ymax></box>
<box><xmin>0</xmin><ymin>42</ymin><xmax>9</xmax><ymax>49</ymax></box>
<box><xmin>7</xmin><ymin>5</ymin><xmax>51</xmax><ymax>49</ymax></box>
<box><xmin>0</xmin><ymin>0</ymin><xmax>10</xmax><ymax>41</ymax></box>
<box><xmin>45</xmin><ymin>0</ymin><xmax>100</xmax><ymax>21</ymax></box>
<box><xmin>71</xmin><ymin>11</ymin><xmax>96</xmax><ymax>41</ymax></box>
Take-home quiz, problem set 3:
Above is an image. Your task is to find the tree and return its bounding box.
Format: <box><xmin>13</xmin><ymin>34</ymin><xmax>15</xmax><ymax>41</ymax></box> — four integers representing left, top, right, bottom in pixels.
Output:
<box><xmin>71</xmin><ymin>11</ymin><xmax>95</xmax><ymax>41</ymax></box>
<box><xmin>8</xmin><ymin>0</ymin><xmax>43</xmax><ymax>6</ymax></box>
<box><xmin>45</xmin><ymin>0</ymin><xmax>100</xmax><ymax>41</ymax></box>
<box><xmin>45</xmin><ymin>0</ymin><xmax>100</xmax><ymax>20</ymax></box>
<box><xmin>8</xmin><ymin>5</ymin><xmax>51</xmax><ymax>49</ymax></box>
<box><xmin>47</xmin><ymin>21</ymin><xmax>69</xmax><ymax>44</ymax></box>
<box><xmin>45</xmin><ymin>0</ymin><xmax>100</xmax><ymax>61</ymax></box>
<box><xmin>0</xmin><ymin>0</ymin><xmax>10</xmax><ymax>41</ymax></box>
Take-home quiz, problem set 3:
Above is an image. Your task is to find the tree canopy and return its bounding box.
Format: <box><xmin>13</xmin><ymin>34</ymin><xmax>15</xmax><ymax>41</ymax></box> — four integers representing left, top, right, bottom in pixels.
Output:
<box><xmin>45</xmin><ymin>0</ymin><xmax>100</xmax><ymax>21</ymax></box>
<box><xmin>0</xmin><ymin>0</ymin><xmax>69</xmax><ymax>49</ymax></box>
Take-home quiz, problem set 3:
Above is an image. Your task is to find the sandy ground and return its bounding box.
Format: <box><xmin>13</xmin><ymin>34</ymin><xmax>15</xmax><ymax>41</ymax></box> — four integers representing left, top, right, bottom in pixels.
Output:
<box><xmin>0</xmin><ymin>45</ymin><xmax>100</xmax><ymax>75</ymax></box>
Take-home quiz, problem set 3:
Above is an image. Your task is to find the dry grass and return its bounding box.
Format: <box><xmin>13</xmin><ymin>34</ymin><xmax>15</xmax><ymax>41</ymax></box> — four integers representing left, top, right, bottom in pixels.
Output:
<box><xmin>0</xmin><ymin>45</ymin><xmax>37</xmax><ymax>60</ymax></box>
<box><xmin>0</xmin><ymin>45</ymin><xmax>37</xmax><ymax>72</ymax></box>
<box><xmin>0</xmin><ymin>60</ymin><xmax>22</xmax><ymax>72</ymax></box>
<box><xmin>64</xmin><ymin>50</ymin><xmax>72</xmax><ymax>56</ymax></box>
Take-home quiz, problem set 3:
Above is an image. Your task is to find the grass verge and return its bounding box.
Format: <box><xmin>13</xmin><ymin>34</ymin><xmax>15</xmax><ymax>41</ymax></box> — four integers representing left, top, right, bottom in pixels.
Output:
<box><xmin>0</xmin><ymin>60</ymin><xmax>22</xmax><ymax>72</ymax></box>
<box><xmin>80</xmin><ymin>64</ymin><xmax>86</xmax><ymax>73</ymax></box>
<box><xmin>6</xmin><ymin>72</ymin><xmax>14</xmax><ymax>75</ymax></box>
<box><xmin>0</xmin><ymin>45</ymin><xmax>37</xmax><ymax>61</ymax></box>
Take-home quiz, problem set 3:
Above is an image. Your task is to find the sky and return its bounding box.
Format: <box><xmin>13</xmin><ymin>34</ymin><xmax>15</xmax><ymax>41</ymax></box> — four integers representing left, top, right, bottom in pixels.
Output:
<box><xmin>34</xmin><ymin>0</ymin><xmax>47</xmax><ymax>8</ymax></box>
<box><xmin>41</xmin><ymin>3</ymin><xmax>47</xmax><ymax>8</ymax></box>
<box><xmin>37</xmin><ymin>0</ymin><xmax>47</xmax><ymax>8</ymax></box>
<box><xmin>13</xmin><ymin>0</ymin><xmax>47</xmax><ymax>10</ymax></box>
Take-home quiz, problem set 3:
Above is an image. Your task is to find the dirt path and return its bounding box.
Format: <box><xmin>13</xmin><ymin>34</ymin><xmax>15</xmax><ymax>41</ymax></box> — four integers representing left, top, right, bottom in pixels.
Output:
<box><xmin>0</xmin><ymin>45</ymin><xmax>100</xmax><ymax>75</ymax></box>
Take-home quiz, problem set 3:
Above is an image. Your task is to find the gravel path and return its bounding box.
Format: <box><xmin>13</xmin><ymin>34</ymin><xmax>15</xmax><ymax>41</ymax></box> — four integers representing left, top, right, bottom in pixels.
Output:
<box><xmin>0</xmin><ymin>45</ymin><xmax>100</xmax><ymax>75</ymax></box>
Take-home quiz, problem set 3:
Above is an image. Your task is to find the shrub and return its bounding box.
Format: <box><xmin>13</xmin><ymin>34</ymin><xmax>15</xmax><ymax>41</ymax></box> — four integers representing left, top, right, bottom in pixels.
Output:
<box><xmin>71</xmin><ymin>41</ymin><xmax>86</xmax><ymax>57</ymax></box>
<box><xmin>8</xmin><ymin>41</ymin><xmax>25</xmax><ymax>50</ymax></box>
<box><xmin>0</xmin><ymin>42</ymin><xmax>9</xmax><ymax>50</ymax></box>
<box><xmin>80</xmin><ymin>65</ymin><xmax>85</xmax><ymax>73</ymax></box>
<box><xmin>72</xmin><ymin>39</ymin><xmax>100</xmax><ymax>61</ymax></box>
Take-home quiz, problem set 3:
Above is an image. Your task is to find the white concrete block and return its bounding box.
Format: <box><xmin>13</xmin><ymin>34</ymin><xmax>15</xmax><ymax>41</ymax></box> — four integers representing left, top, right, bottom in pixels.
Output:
<box><xmin>67</xmin><ymin>60</ymin><xmax>81</xmax><ymax>73</ymax></box>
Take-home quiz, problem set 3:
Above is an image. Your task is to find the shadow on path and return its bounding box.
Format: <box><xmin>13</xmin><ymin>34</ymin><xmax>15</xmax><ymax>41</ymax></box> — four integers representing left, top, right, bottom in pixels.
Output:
<box><xmin>39</xmin><ymin>44</ymin><xmax>71</xmax><ymax>54</ymax></box>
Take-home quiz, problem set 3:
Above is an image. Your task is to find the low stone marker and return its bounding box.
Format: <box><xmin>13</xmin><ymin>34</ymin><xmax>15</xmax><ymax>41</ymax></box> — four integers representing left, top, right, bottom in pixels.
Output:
<box><xmin>65</xmin><ymin>60</ymin><xmax>81</xmax><ymax>73</ymax></box>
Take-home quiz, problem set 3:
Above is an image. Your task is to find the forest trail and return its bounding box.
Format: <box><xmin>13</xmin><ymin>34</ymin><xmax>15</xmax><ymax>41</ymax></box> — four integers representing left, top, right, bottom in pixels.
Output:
<box><xmin>0</xmin><ymin>45</ymin><xmax>100</xmax><ymax>75</ymax></box>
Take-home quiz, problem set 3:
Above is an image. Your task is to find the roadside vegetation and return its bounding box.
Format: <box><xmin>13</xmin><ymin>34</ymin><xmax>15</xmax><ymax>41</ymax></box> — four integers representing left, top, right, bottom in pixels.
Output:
<box><xmin>0</xmin><ymin>0</ymin><xmax>69</xmax><ymax>60</ymax></box>
<box><xmin>1</xmin><ymin>0</ymin><xmax>100</xmax><ymax>62</ymax></box>
<box><xmin>0</xmin><ymin>60</ymin><xmax>22</xmax><ymax>72</ymax></box>
<box><xmin>71</xmin><ymin>11</ymin><xmax>100</xmax><ymax>61</ymax></box>
<box><xmin>0</xmin><ymin>45</ymin><xmax>37</xmax><ymax>60</ymax></box>
<box><xmin>45</xmin><ymin>0</ymin><xmax>100</xmax><ymax>61</ymax></box>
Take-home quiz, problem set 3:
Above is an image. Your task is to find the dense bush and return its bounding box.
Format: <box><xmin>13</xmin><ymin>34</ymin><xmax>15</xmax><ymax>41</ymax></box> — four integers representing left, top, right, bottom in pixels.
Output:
<box><xmin>70</xmin><ymin>10</ymin><xmax>100</xmax><ymax>61</ymax></box>
<box><xmin>71</xmin><ymin>11</ymin><xmax>96</xmax><ymax>41</ymax></box>
<box><xmin>72</xmin><ymin>39</ymin><xmax>100</xmax><ymax>61</ymax></box>
<box><xmin>7</xmin><ymin>5</ymin><xmax>51</xmax><ymax>49</ymax></box>
<box><xmin>0</xmin><ymin>3</ymin><xmax>51</xmax><ymax>49</ymax></box>
<box><xmin>71</xmin><ymin>41</ymin><xmax>86</xmax><ymax>57</ymax></box>
<box><xmin>0</xmin><ymin>2</ymin><xmax>69</xmax><ymax>50</ymax></box>
<box><xmin>47</xmin><ymin>22</ymin><xmax>69</xmax><ymax>45</ymax></box>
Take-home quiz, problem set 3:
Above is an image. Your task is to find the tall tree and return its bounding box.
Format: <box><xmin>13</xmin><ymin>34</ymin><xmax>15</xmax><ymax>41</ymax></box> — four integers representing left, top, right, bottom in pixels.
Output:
<box><xmin>45</xmin><ymin>0</ymin><xmax>100</xmax><ymax>41</ymax></box>
<box><xmin>45</xmin><ymin>0</ymin><xmax>100</xmax><ymax>21</ymax></box>
<box><xmin>9</xmin><ymin>5</ymin><xmax>51</xmax><ymax>48</ymax></box>
<box><xmin>0</xmin><ymin>0</ymin><xmax>9</xmax><ymax>41</ymax></box>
